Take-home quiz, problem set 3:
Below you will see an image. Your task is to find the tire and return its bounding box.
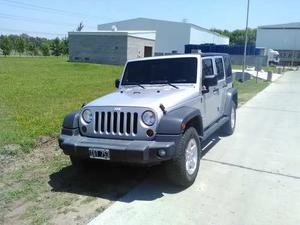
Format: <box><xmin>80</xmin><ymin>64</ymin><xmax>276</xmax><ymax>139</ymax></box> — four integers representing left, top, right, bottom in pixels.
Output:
<box><xmin>164</xmin><ymin>127</ymin><xmax>201</xmax><ymax>187</ymax></box>
<box><xmin>221</xmin><ymin>101</ymin><xmax>236</xmax><ymax>136</ymax></box>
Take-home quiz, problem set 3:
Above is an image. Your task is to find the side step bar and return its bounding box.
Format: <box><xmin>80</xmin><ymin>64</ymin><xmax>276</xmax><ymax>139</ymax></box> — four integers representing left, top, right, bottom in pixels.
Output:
<box><xmin>202</xmin><ymin>116</ymin><xmax>229</xmax><ymax>141</ymax></box>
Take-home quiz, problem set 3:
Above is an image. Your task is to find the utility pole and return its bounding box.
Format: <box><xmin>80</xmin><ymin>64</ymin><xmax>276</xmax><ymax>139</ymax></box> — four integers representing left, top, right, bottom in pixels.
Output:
<box><xmin>242</xmin><ymin>0</ymin><xmax>250</xmax><ymax>82</ymax></box>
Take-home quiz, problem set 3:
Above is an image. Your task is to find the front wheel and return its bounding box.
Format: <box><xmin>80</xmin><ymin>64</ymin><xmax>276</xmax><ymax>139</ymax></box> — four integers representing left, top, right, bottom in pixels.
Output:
<box><xmin>164</xmin><ymin>127</ymin><xmax>201</xmax><ymax>187</ymax></box>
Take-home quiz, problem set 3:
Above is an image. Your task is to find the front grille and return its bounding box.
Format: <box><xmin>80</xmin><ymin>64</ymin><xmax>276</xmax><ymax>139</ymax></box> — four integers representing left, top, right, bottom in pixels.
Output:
<box><xmin>94</xmin><ymin>111</ymin><xmax>138</xmax><ymax>135</ymax></box>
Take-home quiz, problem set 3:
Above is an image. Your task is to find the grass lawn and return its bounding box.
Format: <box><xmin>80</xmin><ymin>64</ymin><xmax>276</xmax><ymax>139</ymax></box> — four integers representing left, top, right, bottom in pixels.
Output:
<box><xmin>0</xmin><ymin>57</ymin><xmax>270</xmax><ymax>225</ymax></box>
<box><xmin>234</xmin><ymin>79</ymin><xmax>270</xmax><ymax>105</ymax></box>
<box><xmin>0</xmin><ymin>57</ymin><xmax>123</xmax><ymax>154</ymax></box>
<box><xmin>232</xmin><ymin>64</ymin><xmax>278</xmax><ymax>73</ymax></box>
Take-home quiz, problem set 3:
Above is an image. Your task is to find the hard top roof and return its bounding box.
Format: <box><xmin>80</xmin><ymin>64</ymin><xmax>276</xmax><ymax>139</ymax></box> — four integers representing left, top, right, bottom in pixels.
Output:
<box><xmin>200</xmin><ymin>52</ymin><xmax>230</xmax><ymax>57</ymax></box>
<box><xmin>126</xmin><ymin>53</ymin><xmax>230</xmax><ymax>63</ymax></box>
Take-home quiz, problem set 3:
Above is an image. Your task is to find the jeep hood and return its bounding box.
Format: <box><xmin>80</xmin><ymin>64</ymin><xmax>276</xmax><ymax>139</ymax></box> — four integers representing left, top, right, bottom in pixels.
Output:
<box><xmin>86</xmin><ymin>87</ymin><xmax>198</xmax><ymax>111</ymax></box>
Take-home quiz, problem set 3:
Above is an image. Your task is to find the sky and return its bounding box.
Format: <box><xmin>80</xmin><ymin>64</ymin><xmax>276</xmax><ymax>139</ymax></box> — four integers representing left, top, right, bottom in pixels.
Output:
<box><xmin>0</xmin><ymin>0</ymin><xmax>299</xmax><ymax>38</ymax></box>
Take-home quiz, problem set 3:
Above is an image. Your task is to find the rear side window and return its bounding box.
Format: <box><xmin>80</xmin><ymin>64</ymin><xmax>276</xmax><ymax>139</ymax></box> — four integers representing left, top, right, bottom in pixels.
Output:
<box><xmin>223</xmin><ymin>56</ymin><xmax>232</xmax><ymax>78</ymax></box>
<box><xmin>202</xmin><ymin>58</ymin><xmax>214</xmax><ymax>78</ymax></box>
<box><xmin>215</xmin><ymin>58</ymin><xmax>224</xmax><ymax>80</ymax></box>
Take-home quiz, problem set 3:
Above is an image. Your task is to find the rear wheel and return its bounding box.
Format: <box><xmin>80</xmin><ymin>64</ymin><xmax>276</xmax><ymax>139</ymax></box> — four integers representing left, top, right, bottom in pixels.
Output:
<box><xmin>164</xmin><ymin>127</ymin><xmax>201</xmax><ymax>187</ymax></box>
<box><xmin>221</xmin><ymin>101</ymin><xmax>236</xmax><ymax>136</ymax></box>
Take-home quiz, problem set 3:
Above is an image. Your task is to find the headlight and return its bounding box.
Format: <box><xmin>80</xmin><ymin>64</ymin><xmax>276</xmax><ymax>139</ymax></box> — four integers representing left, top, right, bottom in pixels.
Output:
<box><xmin>82</xmin><ymin>109</ymin><xmax>93</xmax><ymax>123</ymax></box>
<box><xmin>142</xmin><ymin>110</ymin><xmax>156</xmax><ymax>126</ymax></box>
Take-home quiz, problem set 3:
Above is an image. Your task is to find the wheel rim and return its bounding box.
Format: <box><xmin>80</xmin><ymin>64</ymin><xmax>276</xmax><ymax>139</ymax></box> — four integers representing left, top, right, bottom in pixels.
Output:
<box><xmin>231</xmin><ymin>106</ymin><xmax>236</xmax><ymax>129</ymax></box>
<box><xmin>185</xmin><ymin>138</ymin><xmax>198</xmax><ymax>175</ymax></box>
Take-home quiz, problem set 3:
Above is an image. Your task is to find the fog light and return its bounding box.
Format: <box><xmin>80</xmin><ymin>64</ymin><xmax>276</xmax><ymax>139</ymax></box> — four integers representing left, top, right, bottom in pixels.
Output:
<box><xmin>146</xmin><ymin>129</ymin><xmax>154</xmax><ymax>137</ymax></box>
<box><xmin>82</xmin><ymin>126</ymin><xmax>87</xmax><ymax>133</ymax></box>
<box><xmin>158</xmin><ymin>149</ymin><xmax>166</xmax><ymax>157</ymax></box>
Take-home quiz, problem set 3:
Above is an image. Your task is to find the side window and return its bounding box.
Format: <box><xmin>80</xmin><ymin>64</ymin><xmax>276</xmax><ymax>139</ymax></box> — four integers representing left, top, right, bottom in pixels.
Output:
<box><xmin>202</xmin><ymin>58</ymin><xmax>214</xmax><ymax>79</ymax></box>
<box><xmin>223</xmin><ymin>56</ymin><xmax>232</xmax><ymax>78</ymax></box>
<box><xmin>215</xmin><ymin>58</ymin><xmax>225</xmax><ymax>80</ymax></box>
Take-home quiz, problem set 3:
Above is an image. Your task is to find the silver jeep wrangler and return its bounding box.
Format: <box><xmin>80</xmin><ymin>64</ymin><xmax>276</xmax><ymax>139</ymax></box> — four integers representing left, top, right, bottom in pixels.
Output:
<box><xmin>59</xmin><ymin>53</ymin><xmax>237</xmax><ymax>187</ymax></box>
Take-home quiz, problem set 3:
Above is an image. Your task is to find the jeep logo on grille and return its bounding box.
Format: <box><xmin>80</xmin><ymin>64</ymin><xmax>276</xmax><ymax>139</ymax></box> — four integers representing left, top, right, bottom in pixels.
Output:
<box><xmin>114</xmin><ymin>107</ymin><xmax>121</xmax><ymax>111</ymax></box>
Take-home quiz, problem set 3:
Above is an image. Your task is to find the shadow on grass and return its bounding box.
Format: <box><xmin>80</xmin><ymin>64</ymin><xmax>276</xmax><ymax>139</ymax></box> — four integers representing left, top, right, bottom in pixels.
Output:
<box><xmin>48</xmin><ymin>132</ymin><xmax>223</xmax><ymax>203</ymax></box>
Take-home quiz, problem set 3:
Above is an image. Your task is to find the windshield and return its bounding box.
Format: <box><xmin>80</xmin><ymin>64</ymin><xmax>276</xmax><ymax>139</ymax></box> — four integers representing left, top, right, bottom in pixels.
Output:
<box><xmin>121</xmin><ymin>57</ymin><xmax>197</xmax><ymax>85</ymax></box>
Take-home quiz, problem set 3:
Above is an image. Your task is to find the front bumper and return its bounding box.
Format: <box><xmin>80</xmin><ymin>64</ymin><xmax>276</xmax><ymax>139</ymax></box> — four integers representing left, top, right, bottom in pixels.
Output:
<box><xmin>58</xmin><ymin>131</ymin><xmax>178</xmax><ymax>164</ymax></box>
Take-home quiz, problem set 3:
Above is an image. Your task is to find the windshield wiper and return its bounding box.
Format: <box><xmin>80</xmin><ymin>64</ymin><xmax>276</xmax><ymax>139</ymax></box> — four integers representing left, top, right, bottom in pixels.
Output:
<box><xmin>125</xmin><ymin>82</ymin><xmax>145</xmax><ymax>89</ymax></box>
<box><xmin>150</xmin><ymin>80</ymin><xmax>179</xmax><ymax>89</ymax></box>
<box><xmin>166</xmin><ymin>82</ymin><xmax>179</xmax><ymax>89</ymax></box>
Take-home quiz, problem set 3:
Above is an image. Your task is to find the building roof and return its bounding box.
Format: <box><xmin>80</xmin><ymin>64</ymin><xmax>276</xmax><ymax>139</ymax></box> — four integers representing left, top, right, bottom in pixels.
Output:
<box><xmin>98</xmin><ymin>17</ymin><xmax>229</xmax><ymax>39</ymax></box>
<box><xmin>258</xmin><ymin>22</ymin><xmax>300</xmax><ymax>29</ymax></box>
<box><xmin>68</xmin><ymin>30</ymin><xmax>156</xmax><ymax>40</ymax></box>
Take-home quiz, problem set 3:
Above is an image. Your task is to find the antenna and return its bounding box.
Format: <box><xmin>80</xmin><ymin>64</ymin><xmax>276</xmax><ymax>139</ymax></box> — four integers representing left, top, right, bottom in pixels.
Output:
<box><xmin>111</xmin><ymin>25</ymin><xmax>118</xmax><ymax>31</ymax></box>
<box><xmin>76</xmin><ymin>21</ymin><xmax>84</xmax><ymax>31</ymax></box>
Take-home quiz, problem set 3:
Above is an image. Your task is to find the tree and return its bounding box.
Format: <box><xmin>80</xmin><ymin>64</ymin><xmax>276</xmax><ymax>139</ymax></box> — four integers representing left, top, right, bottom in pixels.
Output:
<box><xmin>27</xmin><ymin>43</ymin><xmax>39</xmax><ymax>56</ymax></box>
<box><xmin>40</xmin><ymin>43</ymin><xmax>50</xmax><ymax>56</ymax></box>
<box><xmin>50</xmin><ymin>38</ymin><xmax>61</xmax><ymax>56</ymax></box>
<box><xmin>210</xmin><ymin>28</ymin><xmax>257</xmax><ymax>45</ymax></box>
<box><xmin>15</xmin><ymin>37</ymin><xmax>26</xmax><ymax>56</ymax></box>
<box><xmin>0</xmin><ymin>36</ymin><xmax>12</xmax><ymax>56</ymax></box>
<box><xmin>60</xmin><ymin>38</ymin><xmax>68</xmax><ymax>55</ymax></box>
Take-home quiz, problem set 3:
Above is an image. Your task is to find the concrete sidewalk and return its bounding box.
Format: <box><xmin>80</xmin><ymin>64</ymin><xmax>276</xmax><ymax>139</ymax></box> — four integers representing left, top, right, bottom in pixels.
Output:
<box><xmin>89</xmin><ymin>71</ymin><xmax>300</xmax><ymax>225</ymax></box>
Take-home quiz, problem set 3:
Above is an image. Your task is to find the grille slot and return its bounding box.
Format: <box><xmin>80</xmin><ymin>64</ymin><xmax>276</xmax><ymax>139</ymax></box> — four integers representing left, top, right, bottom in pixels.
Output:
<box><xmin>113</xmin><ymin>112</ymin><xmax>117</xmax><ymax>133</ymax></box>
<box><xmin>120</xmin><ymin>112</ymin><xmax>124</xmax><ymax>133</ymax></box>
<box><xmin>95</xmin><ymin>111</ymin><xmax>138</xmax><ymax>136</ymax></box>
<box><xmin>133</xmin><ymin>113</ymin><xmax>138</xmax><ymax>134</ymax></box>
<box><xmin>126</xmin><ymin>112</ymin><xmax>131</xmax><ymax>134</ymax></box>
<box><xmin>100</xmin><ymin>112</ymin><xmax>105</xmax><ymax>132</ymax></box>
<box><xmin>95</xmin><ymin>112</ymin><xmax>99</xmax><ymax>132</ymax></box>
<box><xmin>107</xmin><ymin>112</ymin><xmax>111</xmax><ymax>133</ymax></box>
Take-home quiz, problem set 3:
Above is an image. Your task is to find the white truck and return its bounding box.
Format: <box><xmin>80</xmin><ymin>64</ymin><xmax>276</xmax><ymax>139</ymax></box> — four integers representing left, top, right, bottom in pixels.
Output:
<box><xmin>268</xmin><ymin>49</ymin><xmax>280</xmax><ymax>65</ymax></box>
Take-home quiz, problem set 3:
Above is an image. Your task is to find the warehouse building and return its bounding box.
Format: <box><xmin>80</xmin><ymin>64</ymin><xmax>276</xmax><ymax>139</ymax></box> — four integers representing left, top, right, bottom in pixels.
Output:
<box><xmin>97</xmin><ymin>18</ymin><xmax>229</xmax><ymax>55</ymax></box>
<box><xmin>256</xmin><ymin>22</ymin><xmax>300</xmax><ymax>66</ymax></box>
<box><xmin>69</xmin><ymin>30</ymin><xmax>155</xmax><ymax>65</ymax></box>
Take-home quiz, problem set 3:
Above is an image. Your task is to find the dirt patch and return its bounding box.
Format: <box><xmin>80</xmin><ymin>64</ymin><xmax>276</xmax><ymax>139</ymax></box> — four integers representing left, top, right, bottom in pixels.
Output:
<box><xmin>0</xmin><ymin>136</ymin><xmax>149</xmax><ymax>225</ymax></box>
<box><xmin>0</xmin><ymin>136</ymin><xmax>58</xmax><ymax>174</ymax></box>
<box><xmin>3</xmin><ymin>199</ymin><xmax>32</xmax><ymax>225</ymax></box>
<box><xmin>50</xmin><ymin>197</ymin><xmax>112</xmax><ymax>225</ymax></box>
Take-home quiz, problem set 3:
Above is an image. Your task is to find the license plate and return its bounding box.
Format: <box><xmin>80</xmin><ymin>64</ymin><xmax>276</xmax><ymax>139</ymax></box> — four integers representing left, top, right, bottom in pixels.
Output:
<box><xmin>89</xmin><ymin>148</ymin><xmax>110</xmax><ymax>160</ymax></box>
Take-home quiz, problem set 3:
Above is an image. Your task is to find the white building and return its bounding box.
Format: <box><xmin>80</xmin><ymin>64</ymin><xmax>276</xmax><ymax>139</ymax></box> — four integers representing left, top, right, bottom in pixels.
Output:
<box><xmin>97</xmin><ymin>18</ymin><xmax>229</xmax><ymax>55</ymax></box>
<box><xmin>256</xmin><ymin>22</ymin><xmax>300</xmax><ymax>65</ymax></box>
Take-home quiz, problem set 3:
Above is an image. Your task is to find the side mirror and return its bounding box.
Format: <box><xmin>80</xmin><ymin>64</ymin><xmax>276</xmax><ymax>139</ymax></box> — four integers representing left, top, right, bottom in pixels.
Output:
<box><xmin>203</xmin><ymin>74</ymin><xmax>218</xmax><ymax>88</ymax></box>
<box><xmin>115</xmin><ymin>79</ymin><xmax>120</xmax><ymax>88</ymax></box>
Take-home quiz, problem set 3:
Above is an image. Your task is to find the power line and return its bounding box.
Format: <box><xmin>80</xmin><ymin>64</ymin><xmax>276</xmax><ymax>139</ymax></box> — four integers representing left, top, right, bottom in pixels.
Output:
<box><xmin>0</xmin><ymin>27</ymin><xmax>66</xmax><ymax>36</ymax></box>
<box><xmin>0</xmin><ymin>12</ymin><xmax>95</xmax><ymax>29</ymax></box>
<box><xmin>0</xmin><ymin>0</ymin><xmax>111</xmax><ymax>20</ymax></box>
<box><xmin>2</xmin><ymin>0</ymin><xmax>83</xmax><ymax>16</ymax></box>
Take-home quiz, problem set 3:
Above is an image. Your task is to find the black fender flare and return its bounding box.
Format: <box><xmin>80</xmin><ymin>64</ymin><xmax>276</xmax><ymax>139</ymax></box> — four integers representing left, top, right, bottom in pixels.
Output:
<box><xmin>156</xmin><ymin>106</ymin><xmax>203</xmax><ymax>136</ymax></box>
<box><xmin>62</xmin><ymin>110</ymin><xmax>80</xmax><ymax>129</ymax></box>
<box><xmin>224</xmin><ymin>88</ymin><xmax>238</xmax><ymax>116</ymax></box>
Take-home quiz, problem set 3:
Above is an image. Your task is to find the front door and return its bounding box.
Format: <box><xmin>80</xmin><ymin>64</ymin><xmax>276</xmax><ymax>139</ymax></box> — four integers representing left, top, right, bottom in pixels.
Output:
<box><xmin>202</xmin><ymin>58</ymin><xmax>220</xmax><ymax>127</ymax></box>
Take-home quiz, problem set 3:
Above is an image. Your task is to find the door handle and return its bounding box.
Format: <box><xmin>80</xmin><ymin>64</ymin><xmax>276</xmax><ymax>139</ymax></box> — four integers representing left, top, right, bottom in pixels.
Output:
<box><xmin>213</xmin><ymin>88</ymin><xmax>219</xmax><ymax>94</ymax></box>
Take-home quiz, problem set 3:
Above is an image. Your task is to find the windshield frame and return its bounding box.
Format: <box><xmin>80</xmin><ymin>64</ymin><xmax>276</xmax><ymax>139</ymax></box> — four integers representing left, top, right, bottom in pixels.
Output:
<box><xmin>120</xmin><ymin>56</ymin><xmax>200</xmax><ymax>88</ymax></box>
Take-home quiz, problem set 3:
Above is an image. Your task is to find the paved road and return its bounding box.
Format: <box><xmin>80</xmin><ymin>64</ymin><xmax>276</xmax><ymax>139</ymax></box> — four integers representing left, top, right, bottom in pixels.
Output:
<box><xmin>89</xmin><ymin>71</ymin><xmax>300</xmax><ymax>225</ymax></box>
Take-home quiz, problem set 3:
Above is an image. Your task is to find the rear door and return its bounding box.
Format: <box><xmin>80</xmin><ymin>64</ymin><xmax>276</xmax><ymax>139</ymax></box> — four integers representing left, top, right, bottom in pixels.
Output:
<box><xmin>214</xmin><ymin>57</ymin><xmax>227</xmax><ymax>117</ymax></box>
<box><xmin>202</xmin><ymin>57</ymin><xmax>220</xmax><ymax>127</ymax></box>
